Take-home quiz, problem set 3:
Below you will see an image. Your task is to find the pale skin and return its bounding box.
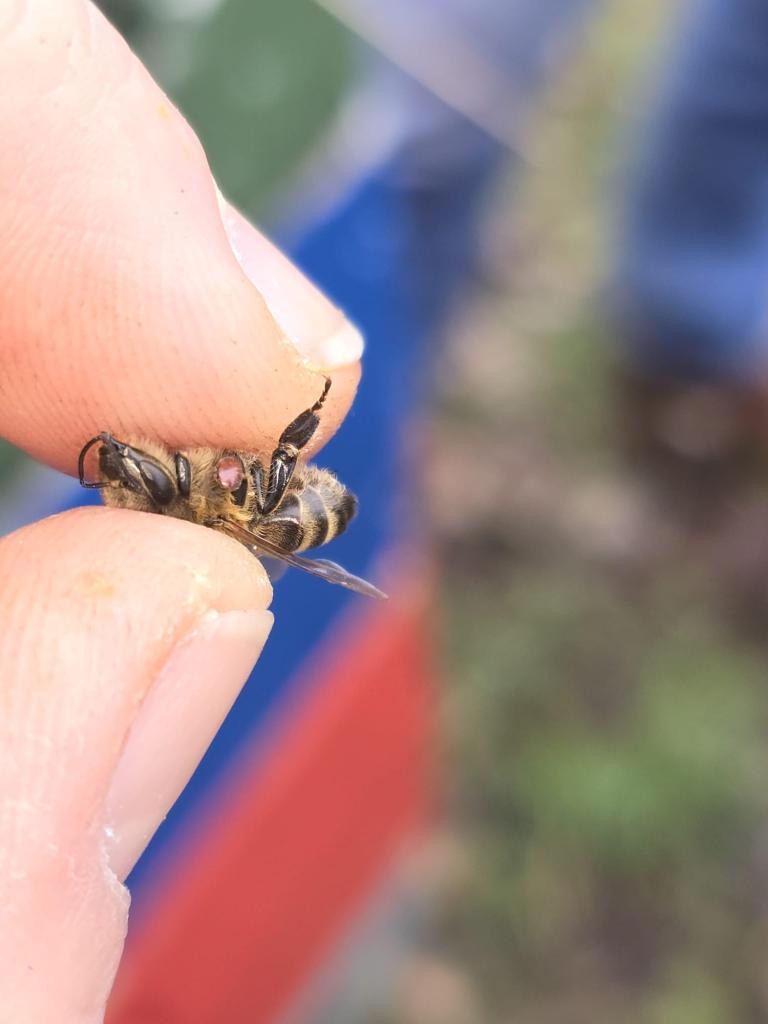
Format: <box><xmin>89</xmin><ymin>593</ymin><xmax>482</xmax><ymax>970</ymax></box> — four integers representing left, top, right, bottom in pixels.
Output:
<box><xmin>0</xmin><ymin>2</ymin><xmax>364</xmax><ymax>1021</ymax></box>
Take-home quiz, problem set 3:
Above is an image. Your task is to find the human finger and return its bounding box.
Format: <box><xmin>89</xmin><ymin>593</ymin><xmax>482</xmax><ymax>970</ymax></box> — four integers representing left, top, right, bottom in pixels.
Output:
<box><xmin>0</xmin><ymin>506</ymin><xmax>273</xmax><ymax>1022</ymax></box>
<box><xmin>0</xmin><ymin>0</ymin><xmax>362</xmax><ymax>475</ymax></box>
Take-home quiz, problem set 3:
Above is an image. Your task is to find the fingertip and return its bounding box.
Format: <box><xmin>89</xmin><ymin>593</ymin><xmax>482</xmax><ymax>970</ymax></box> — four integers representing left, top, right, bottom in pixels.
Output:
<box><xmin>0</xmin><ymin>507</ymin><xmax>273</xmax><ymax>1017</ymax></box>
<box><xmin>0</xmin><ymin>1</ymin><xmax>363</xmax><ymax>475</ymax></box>
<box><xmin>104</xmin><ymin>604</ymin><xmax>274</xmax><ymax>880</ymax></box>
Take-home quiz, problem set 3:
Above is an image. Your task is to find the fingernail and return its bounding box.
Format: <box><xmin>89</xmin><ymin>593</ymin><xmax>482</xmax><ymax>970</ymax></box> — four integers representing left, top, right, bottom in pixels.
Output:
<box><xmin>103</xmin><ymin>608</ymin><xmax>273</xmax><ymax>880</ymax></box>
<box><xmin>319</xmin><ymin>321</ymin><xmax>367</xmax><ymax>368</ymax></box>
<box><xmin>216</xmin><ymin>187</ymin><xmax>365</xmax><ymax>368</ymax></box>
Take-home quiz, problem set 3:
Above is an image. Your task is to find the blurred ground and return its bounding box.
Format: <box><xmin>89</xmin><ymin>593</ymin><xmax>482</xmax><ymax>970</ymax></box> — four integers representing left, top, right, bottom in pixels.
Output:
<box><xmin>381</xmin><ymin>3</ymin><xmax>768</xmax><ymax>1023</ymax></box>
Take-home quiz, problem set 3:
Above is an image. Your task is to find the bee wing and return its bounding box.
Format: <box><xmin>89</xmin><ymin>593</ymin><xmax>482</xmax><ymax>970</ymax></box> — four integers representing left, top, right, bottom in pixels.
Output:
<box><xmin>260</xmin><ymin>557</ymin><xmax>290</xmax><ymax>586</ymax></box>
<box><xmin>214</xmin><ymin>519</ymin><xmax>387</xmax><ymax>600</ymax></box>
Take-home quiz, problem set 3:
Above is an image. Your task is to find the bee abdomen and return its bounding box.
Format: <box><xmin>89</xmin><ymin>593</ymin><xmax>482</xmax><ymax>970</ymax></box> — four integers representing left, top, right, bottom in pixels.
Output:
<box><xmin>254</xmin><ymin>493</ymin><xmax>305</xmax><ymax>551</ymax></box>
<box><xmin>297</xmin><ymin>484</ymin><xmax>329</xmax><ymax>550</ymax></box>
<box><xmin>299</xmin><ymin>481</ymin><xmax>360</xmax><ymax>548</ymax></box>
<box><xmin>254</xmin><ymin>471</ymin><xmax>358</xmax><ymax>553</ymax></box>
<box><xmin>295</xmin><ymin>479</ymin><xmax>358</xmax><ymax>552</ymax></box>
<box><xmin>261</xmin><ymin>517</ymin><xmax>305</xmax><ymax>552</ymax></box>
<box><xmin>333</xmin><ymin>491</ymin><xmax>358</xmax><ymax>536</ymax></box>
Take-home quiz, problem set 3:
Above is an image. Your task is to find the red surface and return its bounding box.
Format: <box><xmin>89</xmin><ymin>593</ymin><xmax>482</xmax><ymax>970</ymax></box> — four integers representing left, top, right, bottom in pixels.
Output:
<box><xmin>107</xmin><ymin>584</ymin><xmax>434</xmax><ymax>1023</ymax></box>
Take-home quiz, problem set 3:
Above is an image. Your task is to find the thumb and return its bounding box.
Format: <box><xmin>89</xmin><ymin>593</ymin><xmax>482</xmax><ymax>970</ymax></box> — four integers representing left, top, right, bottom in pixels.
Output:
<box><xmin>0</xmin><ymin>0</ymin><xmax>362</xmax><ymax>474</ymax></box>
<box><xmin>0</xmin><ymin>508</ymin><xmax>272</xmax><ymax>1024</ymax></box>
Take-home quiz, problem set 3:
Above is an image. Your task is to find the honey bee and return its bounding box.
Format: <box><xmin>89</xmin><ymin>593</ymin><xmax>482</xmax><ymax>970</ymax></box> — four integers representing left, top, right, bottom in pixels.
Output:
<box><xmin>77</xmin><ymin>378</ymin><xmax>386</xmax><ymax>599</ymax></box>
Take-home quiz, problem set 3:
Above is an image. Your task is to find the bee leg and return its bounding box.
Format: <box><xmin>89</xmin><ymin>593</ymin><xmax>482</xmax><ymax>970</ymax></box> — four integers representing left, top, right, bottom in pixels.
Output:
<box><xmin>78</xmin><ymin>435</ymin><xmax>109</xmax><ymax>488</ymax></box>
<box><xmin>256</xmin><ymin>377</ymin><xmax>331</xmax><ymax>515</ymax></box>
<box><xmin>249</xmin><ymin>460</ymin><xmax>266</xmax><ymax>511</ymax></box>
<box><xmin>278</xmin><ymin>376</ymin><xmax>331</xmax><ymax>452</ymax></box>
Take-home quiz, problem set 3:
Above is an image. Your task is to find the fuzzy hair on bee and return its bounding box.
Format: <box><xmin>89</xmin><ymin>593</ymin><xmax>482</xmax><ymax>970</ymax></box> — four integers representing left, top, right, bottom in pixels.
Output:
<box><xmin>78</xmin><ymin>379</ymin><xmax>386</xmax><ymax>599</ymax></box>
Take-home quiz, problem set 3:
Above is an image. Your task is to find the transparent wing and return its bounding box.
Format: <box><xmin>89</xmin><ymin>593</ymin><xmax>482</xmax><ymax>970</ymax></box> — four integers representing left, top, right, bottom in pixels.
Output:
<box><xmin>214</xmin><ymin>518</ymin><xmax>387</xmax><ymax>600</ymax></box>
<box><xmin>260</xmin><ymin>557</ymin><xmax>289</xmax><ymax>586</ymax></box>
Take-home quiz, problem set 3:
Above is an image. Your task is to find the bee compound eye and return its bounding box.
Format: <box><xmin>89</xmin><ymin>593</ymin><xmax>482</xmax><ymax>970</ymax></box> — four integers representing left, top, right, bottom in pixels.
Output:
<box><xmin>216</xmin><ymin>456</ymin><xmax>244</xmax><ymax>491</ymax></box>
<box><xmin>138</xmin><ymin>460</ymin><xmax>175</xmax><ymax>506</ymax></box>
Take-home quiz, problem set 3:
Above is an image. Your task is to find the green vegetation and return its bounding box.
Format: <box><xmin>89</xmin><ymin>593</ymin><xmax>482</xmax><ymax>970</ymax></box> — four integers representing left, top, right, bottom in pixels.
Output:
<box><xmin>125</xmin><ymin>0</ymin><xmax>351</xmax><ymax>219</ymax></box>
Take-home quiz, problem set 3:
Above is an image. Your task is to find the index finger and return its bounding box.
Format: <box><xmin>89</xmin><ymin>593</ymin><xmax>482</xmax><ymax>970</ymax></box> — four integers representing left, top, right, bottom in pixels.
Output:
<box><xmin>0</xmin><ymin>0</ymin><xmax>363</xmax><ymax>474</ymax></box>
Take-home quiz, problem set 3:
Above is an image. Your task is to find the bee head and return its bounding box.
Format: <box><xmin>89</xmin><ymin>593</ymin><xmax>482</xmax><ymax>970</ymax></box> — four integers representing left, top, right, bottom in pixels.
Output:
<box><xmin>82</xmin><ymin>433</ymin><xmax>184</xmax><ymax>508</ymax></box>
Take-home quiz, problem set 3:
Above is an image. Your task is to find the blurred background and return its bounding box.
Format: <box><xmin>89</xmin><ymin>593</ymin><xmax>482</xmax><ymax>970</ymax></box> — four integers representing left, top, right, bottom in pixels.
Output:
<box><xmin>6</xmin><ymin>0</ymin><xmax>768</xmax><ymax>1021</ymax></box>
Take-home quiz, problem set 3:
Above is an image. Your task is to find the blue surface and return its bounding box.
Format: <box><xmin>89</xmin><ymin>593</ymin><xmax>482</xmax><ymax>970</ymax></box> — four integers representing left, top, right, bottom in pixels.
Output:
<box><xmin>613</xmin><ymin>0</ymin><xmax>768</xmax><ymax>380</ymax></box>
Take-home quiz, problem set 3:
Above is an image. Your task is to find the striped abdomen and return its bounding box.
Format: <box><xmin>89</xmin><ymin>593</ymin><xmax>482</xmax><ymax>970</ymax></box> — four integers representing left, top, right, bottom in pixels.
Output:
<box><xmin>253</xmin><ymin>466</ymin><xmax>357</xmax><ymax>553</ymax></box>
